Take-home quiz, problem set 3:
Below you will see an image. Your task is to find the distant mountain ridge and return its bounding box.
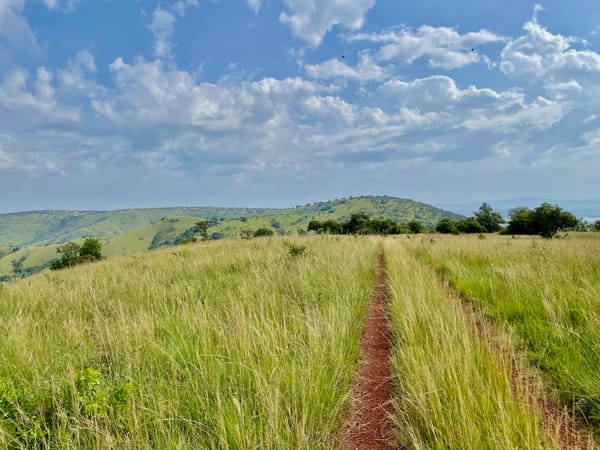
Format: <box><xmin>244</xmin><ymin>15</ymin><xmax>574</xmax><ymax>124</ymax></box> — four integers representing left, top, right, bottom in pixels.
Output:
<box><xmin>0</xmin><ymin>196</ymin><xmax>462</xmax><ymax>248</ymax></box>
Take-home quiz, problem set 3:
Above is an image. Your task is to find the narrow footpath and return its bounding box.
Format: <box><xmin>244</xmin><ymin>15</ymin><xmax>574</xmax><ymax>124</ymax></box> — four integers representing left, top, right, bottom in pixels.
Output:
<box><xmin>342</xmin><ymin>249</ymin><xmax>396</xmax><ymax>450</ymax></box>
<box><xmin>445</xmin><ymin>281</ymin><xmax>592</xmax><ymax>450</ymax></box>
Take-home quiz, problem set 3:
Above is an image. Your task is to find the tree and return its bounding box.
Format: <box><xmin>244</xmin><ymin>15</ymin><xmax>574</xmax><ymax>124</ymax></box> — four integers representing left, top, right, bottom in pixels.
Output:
<box><xmin>51</xmin><ymin>242</ymin><xmax>82</xmax><ymax>270</ymax></box>
<box><xmin>504</xmin><ymin>207</ymin><xmax>534</xmax><ymax>235</ymax></box>
<box><xmin>407</xmin><ymin>221</ymin><xmax>425</xmax><ymax>234</ymax></box>
<box><xmin>343</xmin><ymin>213</ymin><xmax>371</xmax><ymax>235</ymax></box>
<box><xmin>594</xmin><ymin>220</ymin><xmax>600</xmax><ymax>232</ymax></box>
<box><xmin>51</xmin><ymin>238</ymin><xmax>102</xmax><ymax>270</ymax></box>
<box><xmin>474</xmin><ymin>203</ymin><xmax>503</xmax><ymax>232</ymax></box>
<box><xmin>436</xmin><ymin>219</ymin><xmax>459</xmax><ymax>235</ymax></box>
<box><xmin>456</xmin><ymin>217</ymin><xmax>485</xmax><ymax>233</ymax></box>
<box><xmin>530</xmin><ymin>203</ymin><xmax>578</xmax><ymax>238</ymax></box>
<box><xmin>80</xmin><ymin>238</ymin><xmax>102</xmax><ymax>261</ymax></box>
<box><xmin>505</xmin><ymin>204</ymin><xmax>579</xmax><ymax>238</ymax></box>
<box><xmin>307</xmin><ymin>220</ymin><xmax>323</xmax><ymax>233</ymax></box>
<box><xmin>193</xmin><ymin>221</ymin><xmax>209</xmax><ymax>241</ymax></box>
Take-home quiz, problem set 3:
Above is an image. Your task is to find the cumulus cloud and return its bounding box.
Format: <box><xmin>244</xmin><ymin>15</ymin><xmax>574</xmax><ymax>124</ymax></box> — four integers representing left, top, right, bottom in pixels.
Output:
<box><xmin>350</xmin><ymin>25</ymin><xmax>505</xmax><ymax>69</ymax></box>
<box><xmin>0</xmin><ymin>66</ymin><xmax>80</xmax><ymax>122</ymax></box>
<box><xmin>304</xmin><ymin>51</ymin><xmax>389</xmax><ymax>81</ymax></box>
<box><xmin>279</xmin><ymin>0</ymin><xmax>375</xmax><ymax>47</ymax></box>
<box><xmin>58</xmin><ymin>49</ymin><xmax>98</xmax><ymax>91</ymax></box>
<box><xmin>500</xmin><ymin>11</ymin><xmax>600</xmax><ymax>80</ymax></box>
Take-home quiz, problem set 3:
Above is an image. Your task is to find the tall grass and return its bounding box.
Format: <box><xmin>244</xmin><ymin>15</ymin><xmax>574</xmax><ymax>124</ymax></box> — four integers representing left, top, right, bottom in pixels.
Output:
<box><xmin>385</xmin><ymin>239</ymin><xmax>552</xmax><ymax>449</ymax></box>
<box><xmin>411</xmin><ymin>234</ymin><xmax>600</xmax><ymax>433</ymax></box>
<box><xmin>0</xmin><ymin>236</ymin><xmax>377</xmax><ymax>449</ymax></box>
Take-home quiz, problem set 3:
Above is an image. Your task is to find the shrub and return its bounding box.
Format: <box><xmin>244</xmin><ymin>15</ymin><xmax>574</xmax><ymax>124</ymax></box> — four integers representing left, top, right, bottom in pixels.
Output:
<box><xmin>253</xmin><ymin>228</ymin><xmax>274</xmax><ymax>237</ymax></box>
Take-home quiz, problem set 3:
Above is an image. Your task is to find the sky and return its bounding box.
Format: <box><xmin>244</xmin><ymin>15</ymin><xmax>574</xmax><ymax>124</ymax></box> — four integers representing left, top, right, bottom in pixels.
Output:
<box><xmin>1</xmin><ymin>0</ymin><xmax>600</xmax><ymax>213</ymax></box>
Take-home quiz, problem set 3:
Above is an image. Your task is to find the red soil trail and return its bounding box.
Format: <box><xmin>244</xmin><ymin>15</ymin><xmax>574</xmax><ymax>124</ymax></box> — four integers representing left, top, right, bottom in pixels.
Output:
<box><xmin>342</xmin><ymin>249</ymin><xmax>396</xmax><ymax>450</ymax></box>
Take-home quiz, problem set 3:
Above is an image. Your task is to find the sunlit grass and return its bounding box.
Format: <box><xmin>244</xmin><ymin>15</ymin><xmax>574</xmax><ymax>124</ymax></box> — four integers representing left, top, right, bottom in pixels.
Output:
<box><xmin>385</xmin><ymin>239</ymin><xmax>552</xmax><ymax>449</ymax></box>
<box><xmin>0</xmin><ymin>236</ymin><xmax>377</xmax><ymax>449</ymax></box>
<box><xmin>411</xmin><ymin>233</ymin><xmax>600</xmax><ymax>433</ymax></box>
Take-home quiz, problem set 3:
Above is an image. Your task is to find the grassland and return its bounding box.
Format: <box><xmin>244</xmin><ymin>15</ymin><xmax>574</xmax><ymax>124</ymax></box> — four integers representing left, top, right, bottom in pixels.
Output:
<box><xmin>385</xmin><ymin>239</ymin><xmax>553</xmax><ymax>449</ymax></box>
<box><xmin>0</xmin><ymin>236</ymin><xmax>377</xmax><ymax>448</ymax></box>
<box><xmin>3</xmin><ymin>232</ymin><xmax>598</xmax><ymax>448</ymax></box>
<box><xmin>0</xmin><ymin>217</ymin><xmax>202</xmax><ymax>280</ymax></box>
<box><xmin>410</xmin><ymin>233</ymin><xmax>600</xmax><ymax>434</ymax></box>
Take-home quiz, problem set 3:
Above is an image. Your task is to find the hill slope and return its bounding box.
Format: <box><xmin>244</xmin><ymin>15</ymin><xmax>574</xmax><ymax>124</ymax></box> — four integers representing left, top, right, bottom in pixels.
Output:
<box><xmin>0</xmin><ymin>196</ymin><xmax>462</xmax><ymax>280</ymax></box>
<box><xmin>0</xmin><ymin>207</ymin><xmax>274</xmax><ymax>247</ymax></box>
<box><xmin>0</xmin><ymin>196</ymin><xmax>461</xmax><ymax>248</ymax></box>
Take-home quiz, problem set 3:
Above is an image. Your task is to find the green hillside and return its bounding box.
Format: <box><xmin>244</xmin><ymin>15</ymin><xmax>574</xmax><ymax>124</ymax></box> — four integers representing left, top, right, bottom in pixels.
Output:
<box><xmin>0</xmin><ymin>196</ymin><xmax>462</xmax><ymax>280</ymax></box>
<box><xmin>0</xmin><ymin>217</ymin><xmax>204</xmax><ymax>281</ymax></box>
<box><xmin>0</xmin><ymin>207</ymin><xmax>274</xmax><ymax>247</ymax></box>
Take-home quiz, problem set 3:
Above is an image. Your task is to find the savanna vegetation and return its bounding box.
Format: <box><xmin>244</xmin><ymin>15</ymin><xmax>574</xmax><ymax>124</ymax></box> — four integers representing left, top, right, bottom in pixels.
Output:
<box><xmin>307</xmin><ymin>213</ymin><xmax>425</xmax><ymax>236</ymax></box>
<box><xmin>0</xmin><ymin>236</ymin><xmax>378</xmax><ymax>448</ymax></box>
<box><xmin>1</xmin><ymin>230</ymin><xmax>600</xmax><ymax>447</ymax></box>
<box><xmin>411</xmin><ymin>233</ymin><xmax>600</xmax><ymax>442</ymax></box>
<box><xmin>435</xmin><ymin>202</ymin><xmax>586</xmax><ymax>238</ymax></box>
<box><xmin>385</xmin><ymin>240</ymin><xmax>554</xmax><ymax>448</ymax></box>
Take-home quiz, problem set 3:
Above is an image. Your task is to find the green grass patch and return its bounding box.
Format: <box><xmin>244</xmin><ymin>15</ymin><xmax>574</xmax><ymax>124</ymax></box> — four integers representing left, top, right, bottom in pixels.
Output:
<box><xmin>0</xmin><ymin>236</ymin><xmax>376</xmax><ymax>448</ymax></box>
<box><xmin>385</xmin><ymin>239</ymin><xmax>552</xmax><ymax>449</ymax></box>
<box><xmin>411</xmin><ymin>234</ymin><xmax>600</xmax><ymax>430</ymax></box>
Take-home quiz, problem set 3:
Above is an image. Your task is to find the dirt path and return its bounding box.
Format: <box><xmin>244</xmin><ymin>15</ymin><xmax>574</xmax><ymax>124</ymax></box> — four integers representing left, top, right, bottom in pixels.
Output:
<box><xmin>342</xmin><ymin>249</ymin><xmax>396</xmax><ymax>450</ymax></box>
<box><xmin>444</xmin><ymin>281</ymin><xmax>592</xmax><ymax>450</ymax></box>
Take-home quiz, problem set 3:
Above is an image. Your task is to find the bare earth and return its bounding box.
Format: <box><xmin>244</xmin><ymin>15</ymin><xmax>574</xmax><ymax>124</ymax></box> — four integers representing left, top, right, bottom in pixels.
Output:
<box><xmin>342</xmin><ymin>250</ymin><xmax>396</xmax><ymax>450</ymax></box>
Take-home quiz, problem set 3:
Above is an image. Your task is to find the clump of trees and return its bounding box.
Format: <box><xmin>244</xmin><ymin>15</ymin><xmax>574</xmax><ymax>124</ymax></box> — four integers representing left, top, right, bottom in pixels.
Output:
<box><xmin>50</xmin><ymin>238</ymin><xmax>103</xmax><ymax>270</ymax></box>
<box><xmin>435</xmin><ymin>202</ymin><xmax>582</xmax><ymax>239</ymax></box>
<box><xmin>436</xmin><ymin>203</ymin><xmax>503</xmax><ymax>235</ymax></box>
<box><xmin>503</xmin><ymin>203</ymin><xmax>580</xmax><ymax>238</ymax></box>
<box><xmin>307</xmin><ymin>213</ymin><xmax>425</xmax><ymax>235</ymax></box>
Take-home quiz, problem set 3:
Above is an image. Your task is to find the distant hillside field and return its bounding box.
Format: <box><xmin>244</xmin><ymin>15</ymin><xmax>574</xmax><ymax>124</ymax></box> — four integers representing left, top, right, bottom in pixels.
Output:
<box><xmin>0</xmin><ymin>196</ymin><xmax>463</xmax><ymax>280</ymax></box>
<box><xmin>0</xmin><ymin>207</ymin><xmax>274</xmax><ymax>247</ymax></box>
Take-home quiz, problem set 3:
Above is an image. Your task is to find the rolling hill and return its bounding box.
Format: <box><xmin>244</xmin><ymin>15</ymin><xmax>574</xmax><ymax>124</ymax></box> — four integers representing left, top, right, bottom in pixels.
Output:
<box><xmin>0</xmin><ymin>196</ymin><xmax>462</xmax><ymax>280</ymax></box>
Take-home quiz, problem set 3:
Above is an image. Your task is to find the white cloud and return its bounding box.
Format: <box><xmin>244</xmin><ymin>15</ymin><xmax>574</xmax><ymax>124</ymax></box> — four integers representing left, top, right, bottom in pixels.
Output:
<box><xmin>0</xmin><ymin>0</ymin><xmax>39</xmax><ymax>55</ymax></box>
<box><xmin>172</xmin><ymin>0</ymin><xmax>199</xmax><ymax>16</ymax></box>
<box><xmin>148</xmin><ymin>1</ymin><xmax>200</xmax><ymax>59</ymax></box>
<box><xmin>350</xmin><ymin>25</ymin><xmax>505</xmax><ymax>69</ymax></box>
<box><xmin>100</xmin><ymin>57</ymin><xmax>332</xmax><ymax>137</ymax></box>
<box><xmin>149</xmin><ymin>6</ymin><xmax>177</xmax><ymax>59</ymax></box>
<box><xmin>500</xmin><ymin>15</ymin><xmax>600</xmax><ymax>80</ymax></box>
<box><xmin>279</xmin><ymin>0</ymin><xmax>375</xmax><ymax>47</ymax></box>
<box><xmin>0</xmin><ymin>66</ymin><xmax>80</xmax><ymax>122</ymax></box>
<box><xmin>40</xmin><ymin>0</ymin><xmax>79</xmax><ymax>12</ymax></box>
<box><xmin>304</xmin><ymin>51</ymin><xmax>389</xmax><ymax>81</ymax></box>
<box><xmin>58</xmin><ymin>49</ymin><xmax>98</xmax><ymax>90</ymax></box>
<box><xmin>245</xmin><ymin>0</ymin><xmax>263</xmax><ymax>13</ymax></box>
<box><xmin>378</xmin><ymin>76</ymin><xmax>514</xmax><ymax>112</ymax></box>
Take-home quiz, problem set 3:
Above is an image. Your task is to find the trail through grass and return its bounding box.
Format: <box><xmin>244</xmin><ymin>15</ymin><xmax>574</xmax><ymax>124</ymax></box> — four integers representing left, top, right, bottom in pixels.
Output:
<box><xmin>385</xmin><ymin>239</ymin><xmax>553</xmax><ymax>449</ymax></box>
<box><xmin>410</xmin><ymin>234</ymin><xmax>600</xmax><ymax>437</ymax></box>
<box><xmin>0</xmin><ymin>236</ymin><xmax>377</xmax><ymax>449</ymax></box>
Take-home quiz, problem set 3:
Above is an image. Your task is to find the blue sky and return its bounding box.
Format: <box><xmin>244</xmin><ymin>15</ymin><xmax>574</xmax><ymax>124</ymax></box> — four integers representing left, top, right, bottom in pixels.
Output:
<box><xmin>1</xmin><ymin>0</ymin><xmax>600</xmax><ymax>212</ymax></box>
